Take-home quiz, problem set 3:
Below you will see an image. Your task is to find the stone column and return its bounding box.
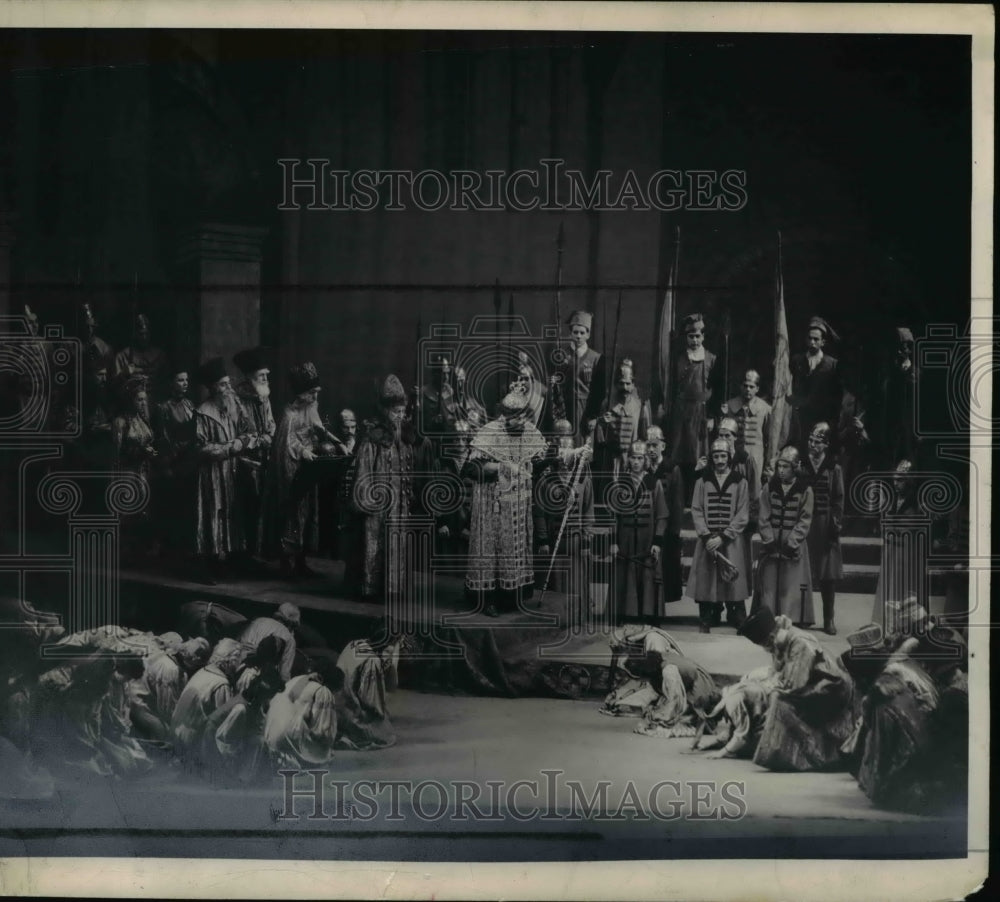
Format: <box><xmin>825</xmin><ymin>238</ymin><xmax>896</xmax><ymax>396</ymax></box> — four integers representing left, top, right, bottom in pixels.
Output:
<box><xmin>175</xmin><ymin>222</ymin><xmax>268</xmax><ymax>366</ymax></box>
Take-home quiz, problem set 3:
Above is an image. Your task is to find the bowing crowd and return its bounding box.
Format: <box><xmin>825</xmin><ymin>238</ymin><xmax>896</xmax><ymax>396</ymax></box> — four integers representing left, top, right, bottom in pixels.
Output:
<box><xmin>0</xmin><ymin>596</ymin><xmax>400</xmax><ymax>798</ymax></box>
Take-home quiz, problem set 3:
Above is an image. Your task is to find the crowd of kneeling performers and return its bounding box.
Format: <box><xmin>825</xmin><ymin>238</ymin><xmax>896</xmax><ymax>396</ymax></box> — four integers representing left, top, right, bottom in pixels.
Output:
<box><xmin>0</xmin><ymin>596</ymin><xmax>400</xmax><ymax>796</ymax></box>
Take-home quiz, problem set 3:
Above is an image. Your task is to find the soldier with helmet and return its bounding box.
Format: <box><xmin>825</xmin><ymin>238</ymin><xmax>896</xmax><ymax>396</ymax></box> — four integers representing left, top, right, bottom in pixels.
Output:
<box><xmin>800</xmin><ymin>421</ymin><xmax>845</xmax><ymax>634</ymax></box>
<box><xmin>757</xmin><ymin>445</ymin><xmax>815</xmax><ymax>626</ymax></box>
<box><xmin>80</xmin><ymin>302</ymin><xmax>115</xmax><ymax>377</ymax></box>
<box><xmin>609</xmin><ymin>440</ymin><xmax>667</xmax><ymax>624</ymax></box>
<box><xmin>723</xmin><ymin>369</ymin><xmax>772</xmax><ymax>482</ymax></box>
<box><xmin>593</xmin><ymin>357</ymin><xmax>652</xmax><ymax>492</ymax></box>
<box><xmin>112</xmin><ymin>313</ymin><xmax>167</xmax><ymax>393</ymax></box>
<box><xmin>686</xmin><ymin>437</ymin><xmax>751</xmax><ymax>633</ymax></box>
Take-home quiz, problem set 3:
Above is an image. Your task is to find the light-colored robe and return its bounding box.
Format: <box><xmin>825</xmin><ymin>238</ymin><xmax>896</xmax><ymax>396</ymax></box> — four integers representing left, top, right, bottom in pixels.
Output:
<box><xmin>464</xmin><ymin>419</ymin><xmax>547</xmax><ymax>594</ymax></box>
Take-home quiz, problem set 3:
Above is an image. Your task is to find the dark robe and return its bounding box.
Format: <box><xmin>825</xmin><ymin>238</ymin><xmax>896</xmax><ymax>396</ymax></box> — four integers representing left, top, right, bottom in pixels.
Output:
<box><xmin>800</xmin><ymin>454</ymin><xmax>845</xmax><ymax>583</ymax></box>
<box><xmin>350</xmin><ymin>418</ymin><xmax>415</xmax><ymax>600</ymax></box>
<box><xmin>789</xmin><ymin>352</ymin><xmax>842</xmax><ymax>445</ymax></box>
<box><xmin>757</xmin><ymin>477</ymin><xmax>815</xmax><ymax>623</ymax></box>
<box><xmin>236</xmin><ymin>384</ymin><xmax>276</xmax><ymax>554</ymax></box>
<box><xmin>533</xmin><ymin>459</ymin><xmax>595</xmax><ymax>606</ymax></box>
<box><xmin>668</xmin><ymin>349</ymin><xmax>722</xmax><ymax>466</ymax></box>
<box><xmin>612</xmin><ymin>472</ymin><xmax>667</xmax><ymax>621</ymax></box>
<box><xmin>650</xmin><ymin>456</ymin><xmax>684</xmax><ymax>603</ymax></box>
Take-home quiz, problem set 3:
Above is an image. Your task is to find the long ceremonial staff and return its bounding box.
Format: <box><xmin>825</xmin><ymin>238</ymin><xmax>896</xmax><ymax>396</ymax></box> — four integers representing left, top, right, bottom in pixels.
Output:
<box><xmin>493</xmin><ymin>278</ymin><xmax>502</xmax><ymax>406</ymax></box>
<box><xmin>555</xmin><ymin>222</ymin><xmax>565</xmax><ymax>347</ymax></box>
<box><xmin>538</xmin><ymin>435</ymin><xmax>594</xmax><ymax>607</ymax></box>
<box><xmin>605</xmin><ymin>290</ymin><xmax>623</xmax><ymax>412</ymax></box>
<box><xmin>722</xmin><ymin>307</ymin><xmax>731</xmax><ymax>414</ymax></box>
<box><xmin>551</xmin><ymin>223</ymin><xmax>568</xmax><ymax>424</ymax></box>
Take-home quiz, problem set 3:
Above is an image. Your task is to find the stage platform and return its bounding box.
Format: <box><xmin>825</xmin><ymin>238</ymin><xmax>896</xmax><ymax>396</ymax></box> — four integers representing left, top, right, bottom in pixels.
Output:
<box><xmin>109</xmin><ymin>554</ymin><xmax>931</xmax><ymax>702</ymax></box>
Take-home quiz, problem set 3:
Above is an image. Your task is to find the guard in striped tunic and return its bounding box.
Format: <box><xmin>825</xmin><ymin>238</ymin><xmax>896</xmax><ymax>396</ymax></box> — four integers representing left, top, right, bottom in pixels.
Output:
<box><xmin>723</xmin><ymin>369</ymin><xmax>773</xmax><ymax>481</ymax></box>
<box><xmin>686</xmin><ymin>438</ymin><xmax>750</xmax><ymax>633</ymax></box>
<box><xmin>801</xmin><ymin>423</ymin><xmax>844</xmax><ymax>635</ymax></box>
<box><xmin>609</xmin><ymin>441</ymin><xmax>667</xmax><ymax>623</ymax></box>
<box><xmin>757</xmin><ymin>446</ymin><xmax>815</xmax><ymax>625</ymax></box>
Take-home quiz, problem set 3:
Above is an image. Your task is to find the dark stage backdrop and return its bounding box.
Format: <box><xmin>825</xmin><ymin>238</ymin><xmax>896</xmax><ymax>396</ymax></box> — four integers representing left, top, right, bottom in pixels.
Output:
<box><xmin>1</xmin><ymin>30</ymin><xmax>971</xmax><ymax>422</ymax></box>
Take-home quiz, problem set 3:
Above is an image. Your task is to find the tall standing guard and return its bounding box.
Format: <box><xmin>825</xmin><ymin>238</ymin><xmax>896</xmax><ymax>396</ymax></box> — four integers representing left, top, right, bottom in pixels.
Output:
<box><xmin>800</xmin><ymin>422</ymin><xmax>844</xmax><ymax>634</ymax></box>
<box><xmin>668</xmin><ymin>313</ymin><xmax>723</xmax><ymax>505</ymax></box>
<box><xmin>757</xmin><ymin>446</ymin><xmax>815</xmax><ymax>626</ymax></box>
<box><xmin>686</xmin><ymin>438</ymin><xmax>750</xmax><ymax>632</ymax></box>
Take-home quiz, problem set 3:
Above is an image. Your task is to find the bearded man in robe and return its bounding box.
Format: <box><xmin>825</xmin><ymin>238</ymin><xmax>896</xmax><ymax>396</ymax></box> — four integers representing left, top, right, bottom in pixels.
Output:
<box><xmin>233</xmin><ymin>346</ymin><xmax>276</xmax><ymax>557</ymax></box>
<box><xmin>193</xmin><ymin>358</ymin><xmax>256</xmax><ymax>584</ymax></box>
<box><xmin>463</xmin><ymin>390</ymin><xmax>547</xmax><ymax>617</ymax></box>
<box><xmin>259</xmin><ymin>362</ymin><xmax>337</xmax><ymax>578</ymax></box>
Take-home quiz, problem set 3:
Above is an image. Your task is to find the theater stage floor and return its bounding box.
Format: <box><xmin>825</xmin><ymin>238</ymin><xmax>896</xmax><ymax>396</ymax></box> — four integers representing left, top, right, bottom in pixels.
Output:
<box><xmin>0</xmin><ymin>688</ymin><xmax>966</xmax><ymax>862</ymax></box>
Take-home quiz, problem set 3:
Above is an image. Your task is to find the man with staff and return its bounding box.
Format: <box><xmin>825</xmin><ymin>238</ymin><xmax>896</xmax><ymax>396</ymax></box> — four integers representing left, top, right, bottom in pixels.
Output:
<box><xmin>534</xmin><ymin>419</ymin><xmax>595</xmax><ymax>613</ymax></box>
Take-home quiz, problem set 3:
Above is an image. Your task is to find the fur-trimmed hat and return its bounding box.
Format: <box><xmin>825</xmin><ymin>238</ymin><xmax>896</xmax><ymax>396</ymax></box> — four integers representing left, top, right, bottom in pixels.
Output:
<box><xmin>616</xmin><ymin>358</ymin><xmax>634</xmax><ymax>382</ymax></box>
<box><xmin>737</xmin><ymin>605</ymin><xmax>777</xmax><ymax>645</ymax></box>
<box><xmin>379</xmin><ymin>374</ymin><xmax>407</xmax><ymax>407</ymax></box>
<box><xmin>233</xmin><ymin>346</ymin><xmax>271</xmax><ymax>376</ymax></box>
<box><xmin>288</xmin><ymin>362</ymin><xmax>321</xmax><ymax>396</ymax></box>
<box><xmin>567</xmin><ymin>310</ymin><xmax>593</xmax><ymax>331</ymax></box>
<box><xmin>197</xmin><ymin>357</ymin><xmax>228</xmax><ymax>387</ymax></box>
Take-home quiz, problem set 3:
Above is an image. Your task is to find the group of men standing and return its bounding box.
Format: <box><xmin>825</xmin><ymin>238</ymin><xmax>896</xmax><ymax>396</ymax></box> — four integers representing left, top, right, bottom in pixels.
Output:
<box><xmin>32</xmin><ymin>301</ymin><xmax>927</xmax><ymax>637</ymax></box>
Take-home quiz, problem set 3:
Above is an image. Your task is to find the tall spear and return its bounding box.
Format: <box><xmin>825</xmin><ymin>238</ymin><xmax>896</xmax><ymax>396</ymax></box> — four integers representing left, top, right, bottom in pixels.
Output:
<box><xmin>554</xmin><ymin>222</ymin><xmax>565</xmax><ymax>349</ymax></box>
<box><xmin>767</xmin><ymin>232</ymin><xmax>793</xmax><ymax>469</ymax></box>
<box><xmin>605</xmin><ymin>290</ymin><xmax>623</xmax><ymax>412</ymax></box>
<box><xmin>493</xmin><ymin>278</ymin><xmax>502</xmax><ymax>406</ymax></box>
<box><xmin>508</xmin><ymin>292</ymin><xmax>515</xmax><ymax>379</ymax></box>
<box><xmin>655</xmin><ymin>226</ymin><xmax>680</xmax><ymax>423</ymax></box>
<box><xmin>722</xmin><ymin>307</ymin><xmax>732</xmax><ymax>411</ymax></box>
